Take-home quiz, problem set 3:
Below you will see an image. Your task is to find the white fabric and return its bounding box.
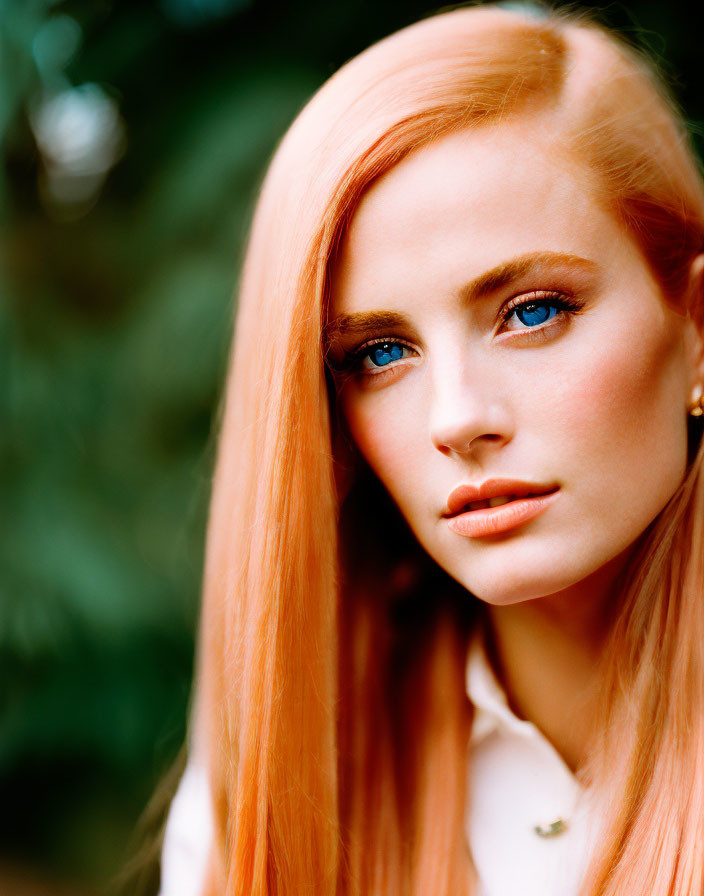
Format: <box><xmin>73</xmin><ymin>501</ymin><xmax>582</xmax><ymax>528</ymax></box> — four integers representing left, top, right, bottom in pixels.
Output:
<box><xmin>465</xmin><ymin>628</ymin><xmax>602</xmax><ymax>895</ymax></box>
<box><xmin>159</xmin><ymin>628</ymin><xmax>602</xmax><ymax>896</ymax></box>
<box><xmin>159</xmin><ymin>759</ymin><xmax>213</xmax><ymax>896</ymax></box>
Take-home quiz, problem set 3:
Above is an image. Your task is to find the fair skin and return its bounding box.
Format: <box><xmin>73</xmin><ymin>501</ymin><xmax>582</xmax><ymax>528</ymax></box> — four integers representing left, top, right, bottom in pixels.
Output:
<box><xmin>327</xmin><ymin>120</ymin><xmax>704</xmax><ymax>773</ymax></box>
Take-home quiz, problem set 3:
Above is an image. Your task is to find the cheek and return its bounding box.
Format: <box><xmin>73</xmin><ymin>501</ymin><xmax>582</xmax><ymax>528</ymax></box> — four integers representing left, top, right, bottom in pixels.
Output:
<box><xmin>341</xmin><ymin>389</ymin><xmax>423</xmax><ymax>490</ymax></box>
<box><xmin>550</xmin><ymin>311</ymin><xmax>689</xmax><ymax>504</ymax></box>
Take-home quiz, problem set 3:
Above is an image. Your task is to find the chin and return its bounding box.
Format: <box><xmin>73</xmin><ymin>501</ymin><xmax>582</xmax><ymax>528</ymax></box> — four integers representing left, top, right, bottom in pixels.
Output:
<box><xmin>447</xmin><ymin>554</ymin><xmax>613</xmax><ymax>607</ymax></box>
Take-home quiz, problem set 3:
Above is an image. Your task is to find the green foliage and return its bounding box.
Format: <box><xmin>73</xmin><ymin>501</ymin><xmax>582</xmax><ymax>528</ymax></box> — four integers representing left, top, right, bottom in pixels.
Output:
<box><xmin>0</xmin><ymin>0</ymin><xmax>321</xmax><ymax>885</ymax></box>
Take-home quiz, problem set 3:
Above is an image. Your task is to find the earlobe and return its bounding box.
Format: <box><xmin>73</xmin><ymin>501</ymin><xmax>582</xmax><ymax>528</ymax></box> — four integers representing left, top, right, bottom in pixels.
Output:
<box><xmin>684</xmin><ymin>321</ymin><xmax>704</xmax><ymax>416</ymax></box>
<box><xmin>687</xmin><ymin>382</ymin><xmax>704</xmax><ymax>417</ymax></box>
<box><xmin>686</xmin><ymin>252</ymin><xmax>704</xmax><ymax>329</ymax></box>
<box><xmin>684</xmin><ymin>316</ymin><xmax>704</xmax><ymax>380</ymax></box>
<box><xmin>685</xmin><ymin>253</ymin><xmax>704</xmax><ymax>400</ymax></box>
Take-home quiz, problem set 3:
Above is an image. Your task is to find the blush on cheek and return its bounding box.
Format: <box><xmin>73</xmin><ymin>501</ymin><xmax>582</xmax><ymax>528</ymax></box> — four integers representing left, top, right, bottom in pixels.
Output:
<box><xmin>557</xmin><ymin>315</ymin><xmax>689</xmax><ymax>514</ymax></box>
<box><xmin>612</xmin><ymin>317</ymin><xmax>687</xmax><ymax>439</ymax></box>
<box><xmin>535</xmin><ymin>342</ymin><xmax>629</xmax><ymax>445</ymax></box>
<box><xmin>561</xmin><ymin>302</ymin><xmax>683</xmax><ymax>430</ymax></box>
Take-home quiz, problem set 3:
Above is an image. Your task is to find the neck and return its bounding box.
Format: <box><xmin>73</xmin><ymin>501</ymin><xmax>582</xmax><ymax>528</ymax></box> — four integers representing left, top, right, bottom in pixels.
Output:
<box><xmin>482</xmin><ymin>549</ymin><xmax>632</xmax><ymax>775</ymax></box>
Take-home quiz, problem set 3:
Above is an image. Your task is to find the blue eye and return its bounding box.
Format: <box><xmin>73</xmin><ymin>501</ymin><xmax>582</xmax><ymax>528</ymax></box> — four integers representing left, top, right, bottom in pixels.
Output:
<box><xmin>512</xmin><ymin>302</ymin><xmax>559</xmax><ymax>327</ymax></box>
<box><xmin>365</xmin><ymin>341</ymin><xmax>406</xmax><ymax>368</ymax></box>
<box><xmin>500</xmin><ymin>292</ymin><xmax>585</xmax><ymax>333</ymax></box>
<box><xmin>329</xmin><ymin>338</ymin><xmax>417</xmax><ymax>381</ymax></box>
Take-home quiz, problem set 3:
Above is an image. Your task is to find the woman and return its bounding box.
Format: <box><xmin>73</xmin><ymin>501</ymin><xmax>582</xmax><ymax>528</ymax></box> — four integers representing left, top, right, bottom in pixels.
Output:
<box><xmin>158</xmin><ymin>2</ymin><xmax>704</xmax><ymax>894</ymax></box>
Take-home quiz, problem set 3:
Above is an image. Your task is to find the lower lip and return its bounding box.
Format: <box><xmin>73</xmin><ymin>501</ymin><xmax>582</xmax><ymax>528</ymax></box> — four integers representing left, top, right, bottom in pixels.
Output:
<box><xmin>446</xmin><ymin>489</ymin><xmax>561</xmax><ymax>538</ymax></box>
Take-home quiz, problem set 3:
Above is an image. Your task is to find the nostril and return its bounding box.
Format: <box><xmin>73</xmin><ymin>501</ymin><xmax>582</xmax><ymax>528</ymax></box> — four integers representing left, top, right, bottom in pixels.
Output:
<box><xmin>458</xmin><ymin>433</ymin><xmax>507</xmax><ymax>453</ymax></box>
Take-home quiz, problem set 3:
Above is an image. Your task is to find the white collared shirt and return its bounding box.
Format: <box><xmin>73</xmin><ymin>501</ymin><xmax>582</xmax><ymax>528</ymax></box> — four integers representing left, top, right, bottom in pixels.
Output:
<box><xmin>464</xmin><ymin>629</ymin><xmax>601</xmax><ymax>895</ymax></box>
<box><xmin>159</xmin><ymin>629</ymin><xmax>601</xmax><ymax>896</ymax></box>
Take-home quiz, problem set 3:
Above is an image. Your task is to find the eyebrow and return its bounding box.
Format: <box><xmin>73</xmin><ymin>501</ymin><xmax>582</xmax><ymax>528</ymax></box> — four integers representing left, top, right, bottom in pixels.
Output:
<box><xmin>323</xmin><ymin>250</ymin><xmax>600</xmax><ymax>350</ymax></box>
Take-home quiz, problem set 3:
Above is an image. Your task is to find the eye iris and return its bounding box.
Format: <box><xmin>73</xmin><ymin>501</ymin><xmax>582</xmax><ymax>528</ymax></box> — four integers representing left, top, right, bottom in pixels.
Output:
<box><xmin>370</xmin><ymin>342</ymin><xmax>404</xmax><ymax>367</ymax></box>
<box><xmin>516</xmin><ymin>303</ymin><xmax>557</xmax><ymax>327</ymax></box>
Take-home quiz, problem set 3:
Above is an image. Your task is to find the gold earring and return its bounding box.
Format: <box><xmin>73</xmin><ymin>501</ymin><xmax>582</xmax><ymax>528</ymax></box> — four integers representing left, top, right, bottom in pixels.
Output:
<box><xmin>687</xmin><ymin>383</ymin><xmax>704</xmax><ymax>417</ymax></box>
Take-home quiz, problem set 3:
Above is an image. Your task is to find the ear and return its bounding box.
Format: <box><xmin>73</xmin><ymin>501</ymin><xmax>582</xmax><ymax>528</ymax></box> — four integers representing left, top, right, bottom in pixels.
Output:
<box><xmin>685</xmin><ymin>253</ymin><xmax>704</xmax><ymax>400</ymax></box>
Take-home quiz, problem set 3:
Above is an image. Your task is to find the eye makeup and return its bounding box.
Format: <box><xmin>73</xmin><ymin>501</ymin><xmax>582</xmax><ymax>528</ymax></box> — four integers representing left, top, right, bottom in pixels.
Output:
<box><xmin>496</xmin><ymin>291</ymin><xmax>585</xmax><ymax>336</ymax></box>
<box><xmin>326</xmin><ymin>289</ymin><xmax>587</xmax><ymax>385</ymax></box>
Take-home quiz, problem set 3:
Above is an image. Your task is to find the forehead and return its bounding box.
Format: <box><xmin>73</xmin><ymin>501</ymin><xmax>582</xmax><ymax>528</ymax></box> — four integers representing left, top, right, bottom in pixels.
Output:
<box><xmin>329</xmin><ymin>120</ymin><xmax>630</xmax><ymax>315</ymax></box>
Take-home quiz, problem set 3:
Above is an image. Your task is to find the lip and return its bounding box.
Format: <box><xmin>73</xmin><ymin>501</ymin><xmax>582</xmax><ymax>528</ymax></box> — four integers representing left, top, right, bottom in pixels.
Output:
<box><xmin>443</xmin><ymin>479</ymin><xmax>560</xmax><ymax>539</ymax></box>
<box><xmin>443</xmin><ymin>478</ymin><xmax>559</xmax><ymax>517</ymax></box>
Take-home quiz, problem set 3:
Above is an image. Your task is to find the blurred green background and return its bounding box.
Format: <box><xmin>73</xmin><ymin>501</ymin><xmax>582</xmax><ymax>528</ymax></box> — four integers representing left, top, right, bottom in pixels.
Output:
<box><xmin>0</xmin><ymin>0</ymin><xmax>701</xmax><ymax>893</ymax></box>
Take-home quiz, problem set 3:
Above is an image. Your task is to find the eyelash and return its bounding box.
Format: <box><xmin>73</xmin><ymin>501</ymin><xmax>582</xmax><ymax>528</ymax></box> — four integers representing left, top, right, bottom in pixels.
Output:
<box><xmin>332</xmin><ymin>291</ymin><xmax>585</xmax><ymax>381</ymax></box>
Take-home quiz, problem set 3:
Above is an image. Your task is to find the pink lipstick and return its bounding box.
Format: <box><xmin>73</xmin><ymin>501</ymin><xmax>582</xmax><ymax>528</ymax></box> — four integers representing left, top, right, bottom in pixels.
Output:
<box><xmin>443</xmin><ymin>479</ymin><xmax>560</xmax><ymax>538</ymax></box>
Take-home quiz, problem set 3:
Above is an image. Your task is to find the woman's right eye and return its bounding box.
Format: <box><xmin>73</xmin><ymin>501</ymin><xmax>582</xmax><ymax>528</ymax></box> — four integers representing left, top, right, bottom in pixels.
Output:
<box><xmin>359</xmin><ymin>340</ymin><xmax>414</xmax><ymax>371</ymax></box>
<box><xmin>327</xmin><ymin>337</ymin><xmax>419</xmax><ymax>386</ymax></box>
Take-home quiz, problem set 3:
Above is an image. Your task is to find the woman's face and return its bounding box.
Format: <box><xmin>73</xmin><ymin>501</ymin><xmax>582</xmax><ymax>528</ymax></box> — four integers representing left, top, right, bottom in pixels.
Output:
<box><xmin>327</xmin><ymin>122</ymin><xmax>702</xmax><ymax>606</ymax></box>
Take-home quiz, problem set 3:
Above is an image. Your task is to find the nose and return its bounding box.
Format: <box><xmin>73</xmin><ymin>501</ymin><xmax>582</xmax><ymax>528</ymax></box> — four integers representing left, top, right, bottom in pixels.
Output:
<box><xmin>428</xmin><ymin>364</ymin><xmax>514</xmax><ymax>458</ymax></box>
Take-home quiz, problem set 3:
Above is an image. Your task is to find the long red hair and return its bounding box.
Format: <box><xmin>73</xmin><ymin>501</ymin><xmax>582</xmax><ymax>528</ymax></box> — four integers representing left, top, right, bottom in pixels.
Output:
<box><xmin>190</xmin><ymin>4</ymin><xmax>704</xmax><ymax>893</ymax></box>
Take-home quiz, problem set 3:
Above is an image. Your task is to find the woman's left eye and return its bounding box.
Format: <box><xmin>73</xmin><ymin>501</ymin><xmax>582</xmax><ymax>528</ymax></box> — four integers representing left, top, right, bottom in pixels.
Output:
<box><xmin>500</xmin><ymin>292</ymin><xmax>583</xmax><ymax>333</ymax></box>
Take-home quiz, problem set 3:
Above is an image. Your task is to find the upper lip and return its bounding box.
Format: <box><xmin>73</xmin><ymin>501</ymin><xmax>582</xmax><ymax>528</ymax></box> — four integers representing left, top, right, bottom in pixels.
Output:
<box><xmin>443</xmin><ymin>478</ymin><xmax>559</xmax><ymax>517</ymax></box>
